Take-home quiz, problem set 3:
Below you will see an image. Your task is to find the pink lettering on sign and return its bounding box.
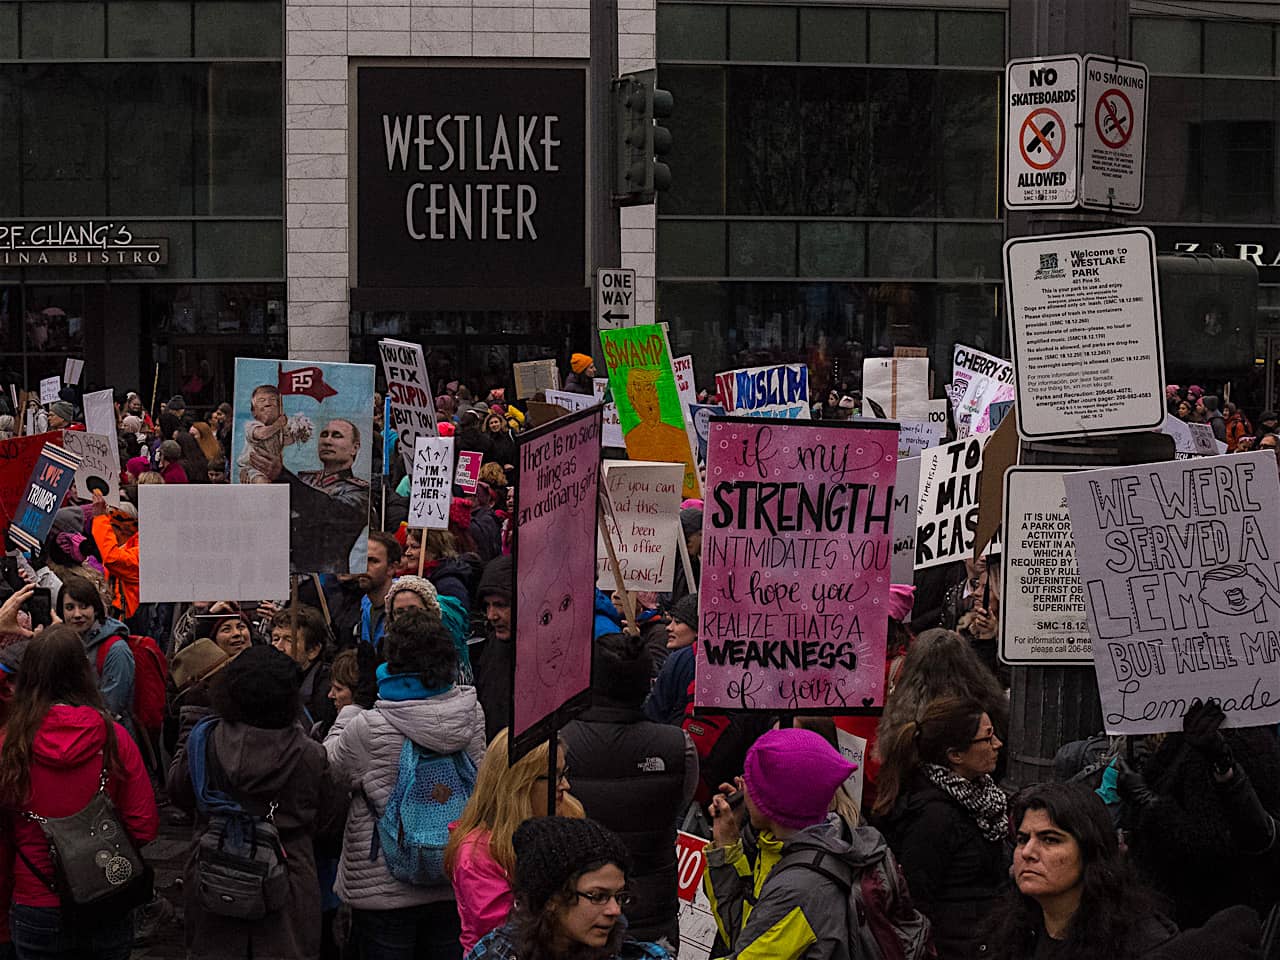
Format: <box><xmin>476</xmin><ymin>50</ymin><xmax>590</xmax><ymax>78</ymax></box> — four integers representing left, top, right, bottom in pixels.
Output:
<box><xmin>696</xmin><ymin>420</ymin><xmax>898</xmax><ymax>712</ymax></box>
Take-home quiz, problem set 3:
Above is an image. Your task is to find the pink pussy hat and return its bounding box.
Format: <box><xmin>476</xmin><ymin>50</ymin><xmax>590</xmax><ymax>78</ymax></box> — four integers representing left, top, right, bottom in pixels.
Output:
<box><xmin>743</xmin><ymin>728</ymin><xmax>856</xmax><ymax>830</ymax></box>
<box><xmin>887</xmin><ymin>584</ymin><xmax>915</xmax><ymax>622</ymax></box>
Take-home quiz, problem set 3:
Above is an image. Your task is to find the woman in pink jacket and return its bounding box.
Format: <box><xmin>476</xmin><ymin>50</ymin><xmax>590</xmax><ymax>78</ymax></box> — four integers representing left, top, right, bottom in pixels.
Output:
<box><xmin>445</xmin><ymin>728</ymin><xmax>585</xmax><ymax>953</ymax></box>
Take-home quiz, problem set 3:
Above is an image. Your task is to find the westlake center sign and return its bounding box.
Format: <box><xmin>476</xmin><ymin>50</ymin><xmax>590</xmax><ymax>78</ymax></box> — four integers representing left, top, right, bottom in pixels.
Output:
<box><xmin>356</xmin><ymin>66</ymin><xmax>586</xmax><ymax>291</ymax></box>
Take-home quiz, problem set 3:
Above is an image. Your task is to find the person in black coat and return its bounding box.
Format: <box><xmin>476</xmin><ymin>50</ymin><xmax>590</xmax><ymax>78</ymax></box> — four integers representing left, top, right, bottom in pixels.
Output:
<box><xmin>473</xmin><ymin>555</ymin><xmax>514</xmax><ymax>743</ymax></box>
<box><xmin>481</xmin><ymin>410</ymin><xmax>517</xmax><ymax>468</ymax></box>
<box><xmin>874</xmin><ymin>696</ymin><xmax>1010</xmax><ymax>960</ymax></box>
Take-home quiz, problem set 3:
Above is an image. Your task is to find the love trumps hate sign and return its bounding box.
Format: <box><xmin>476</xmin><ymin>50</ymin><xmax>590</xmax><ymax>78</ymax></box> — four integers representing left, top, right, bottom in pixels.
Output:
<box><xmin>1063</xmin><ymin>451</ymin><xmax>1280</xmax><ymax>735</ymax></box>
<box><xmin>696</xmin><ymin>418</ymin><xmax>897</xmax><ymax>712</ymax></box>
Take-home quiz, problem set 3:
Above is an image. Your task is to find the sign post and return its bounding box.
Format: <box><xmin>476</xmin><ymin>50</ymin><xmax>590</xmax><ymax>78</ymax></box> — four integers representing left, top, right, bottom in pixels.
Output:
<box><xmin>596</xmin><ymin>267</ymin><xmax>636</xmax><ymax>329</ymax></box>
<box><xmin>1079</xmin><ymin>55</ymin><xmax>1148</xmax><ymax>213</ymax></box>
<box><xmin>1005</xmin><ymin>56</ymin><xmax>1081</xmax><ymax>210</ymax></box>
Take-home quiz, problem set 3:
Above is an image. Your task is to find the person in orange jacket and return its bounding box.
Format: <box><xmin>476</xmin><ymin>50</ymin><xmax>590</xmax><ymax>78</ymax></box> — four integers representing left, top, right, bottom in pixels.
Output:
<box><xmin>89</xmin><ymin>492</ymin><xmax>140</xmax><ymax>619</ymax></box>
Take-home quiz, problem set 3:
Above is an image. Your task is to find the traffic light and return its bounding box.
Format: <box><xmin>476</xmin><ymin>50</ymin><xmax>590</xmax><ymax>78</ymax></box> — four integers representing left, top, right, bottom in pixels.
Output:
<box><xmin>1157</xmin><ymin>254</ymin><xmax>1258</xmax><ymax>375</ymax></box>
<box><xmin>613</xmin><ymin>71</ymin><xmax>674</xmax><ymax>205</ymax></box>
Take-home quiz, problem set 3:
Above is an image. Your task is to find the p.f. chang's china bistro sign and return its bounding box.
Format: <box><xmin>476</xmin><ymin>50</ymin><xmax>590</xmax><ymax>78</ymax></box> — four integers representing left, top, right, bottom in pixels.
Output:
<box><xmin>356</xmin><ymin>65</ymin><xmax>586</xmax><ymax>291</ymax></box>
<box><xmin>0</xmin><ymin>222</ymin><xmax>169</xmax><ymax>266</ymax></box>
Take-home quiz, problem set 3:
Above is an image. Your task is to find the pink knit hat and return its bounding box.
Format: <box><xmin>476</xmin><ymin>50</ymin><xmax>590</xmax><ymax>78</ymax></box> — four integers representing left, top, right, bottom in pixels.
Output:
<box><xmin>743</xmin><ymin>728</ymin><xmax>856</xmax><ymax>830</ymax></box>
<box><xmin>887</xmin><ymin>584</ymin><xmax>915</xmax><ymax>622</ymax></box>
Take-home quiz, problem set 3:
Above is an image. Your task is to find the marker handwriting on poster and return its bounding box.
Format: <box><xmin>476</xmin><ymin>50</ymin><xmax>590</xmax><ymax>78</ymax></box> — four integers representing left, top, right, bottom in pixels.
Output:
<box><xmin>408</xmin><ymin>436</ymin><xmax>454</xmax><ymax>529</ymax></box>
<box><xmin>697</xmin><ymin>420</ymin><xmax>896</xmax><ymax>712</ymax></box>
<box><xmin>379</xmin><ymin>339</ymin><xmax>437</xmax><ymax>472</ymax></box>
<box><xmin>915</xmin><ymin>436</ymin><xmax>984</xmax><ymax>569</ymax></box>
<box><xmin>596</xmin><ymin>461</ymin><xmax>683</xmax><ymax>591</ymax></box>
<box><xmin>519</xmin><ymin>418</ymin><xmax>600</xmax><ymax>523</ymax></box>
<box><xmin>1064</xmin><ymin>452</ymin><xmax>1280</xmax><ymax>734</ymax></box>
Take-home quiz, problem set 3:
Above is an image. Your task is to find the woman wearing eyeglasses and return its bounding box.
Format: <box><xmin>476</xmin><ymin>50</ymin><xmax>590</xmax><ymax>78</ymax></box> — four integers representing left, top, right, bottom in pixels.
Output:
<box><xmin>464</xmin><ymin>816</ymin><xmax>670</xmax><ymax>960</ymax></box>
<box><xmin>446</xmin><ymin>729</ymin><xmax>586</xmax><ymax>954</ymax></box>
<box><xmin>873</xmin><ymin>696</ymin><xmax>1011</xmax><ymax>960</ymax></box>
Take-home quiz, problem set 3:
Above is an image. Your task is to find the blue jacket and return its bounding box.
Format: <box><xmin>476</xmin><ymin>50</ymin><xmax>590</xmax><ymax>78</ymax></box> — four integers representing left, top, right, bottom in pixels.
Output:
<box><xmin>643</xmin><ymin>644</ymin><xmax>694</xmax><ymax>725</ymax></box>
<box><xmin>595</xmin><ymin>589</ymin><xmax>624</xmax><ymax>638</ymax></box>
<box><xmin>85</xmin><ymin>618</ymin><xmax>135</xmax><ymax>721</ymax></box>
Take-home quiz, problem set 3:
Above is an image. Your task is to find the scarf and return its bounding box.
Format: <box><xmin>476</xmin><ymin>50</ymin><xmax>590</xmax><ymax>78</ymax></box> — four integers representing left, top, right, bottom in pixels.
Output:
<box><xmin>922</xmin><ymin>762</ymin><xmax>1009</xmax><ymax>842</ymax></box>
<box><xmin>375</xmin><ymin>662</ymin><xmax>452</xmax><ymax>702</ymax></box>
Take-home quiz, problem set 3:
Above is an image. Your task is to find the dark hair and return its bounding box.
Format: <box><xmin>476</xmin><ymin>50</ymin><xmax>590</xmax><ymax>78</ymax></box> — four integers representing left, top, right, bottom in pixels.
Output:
<box><xmin>984</xmin><ymin>782</ymin><xmax>1164</xmax><ymax>960</ymax></box>
<box><xmin>330</xmin><ymin>648</ymin><xmax>359</xmax><ymax>689</ymax></box>
<box><xmin>271</xmin><ymin>603</ymin><xmax>329</xmax><ymax>654</ymax></box>
<box><xmin>210</xmin><ymin>645</ymin><xmax>301</xmax><ymax>729</ymax></box>
<box><xmin>369</xmin><ymin>531</ymin><xmax>403</xmax><ymax>566</ymax></box>
<box><xmin>873</xmin><ymin>696</ymin><xmax>985</xmax><ymax>817</ymax></box>
<box><xmin>507</xmin><ymin>870</ymin><xmax>626</xmax><ymax>960</ymax></box>
<box><xmin>383</xmin><ymin>609</ymin><xmax>457</xmax><ymax>689</ymax></box>
<box><xmin>57</xmin><ymin>576</ymin><xmax>106</xmax><ymax>623</ymax></box>
<box><xmin>592</xmin><ymin>632</ymin><xmax>652</xmax><ymax>705</ymax></box>
<box><xmin>0</xmin><ymin>625</ymin><xmax>113</xmax><ymax>804</ymax></box>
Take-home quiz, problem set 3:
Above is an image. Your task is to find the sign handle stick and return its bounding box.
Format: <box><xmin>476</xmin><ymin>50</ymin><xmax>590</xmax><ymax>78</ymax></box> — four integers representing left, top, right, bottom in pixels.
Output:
<box><xmin>289</xmin><ymin>575</ymin><xmax>299</xmax><ymax>646</ymax></box>
<box><xmin>598</xmin><ymin>505</ymin><xmax>638</xmax><ymax>636</ymax></box>
<box><xmin>148</xmin><ymin>363</ymin><xmax>160</xmax><ymax>423</ymax></box>
<box><xmin>546</xmin><ymin>730</ymin><xmax>558</xmax><ymax>816</ymax></box>
<box><xmin>311</xmin><ymin>574</ymin><xmax>333</xmax><ymax>634</ymax></box>
<box><xmin>676</xmin><ymin>526</ymin><xmax>696</xmax><ymax>598</ymax></box>
<box><xmin>417</xmin><ymin>529</ymin><xmax>427</xmax><ymax>577</ymax></box>
<box><xmin>380</xmin><ymin>476</ymin><xmax>387</xmax><ymax>534</ymax></box>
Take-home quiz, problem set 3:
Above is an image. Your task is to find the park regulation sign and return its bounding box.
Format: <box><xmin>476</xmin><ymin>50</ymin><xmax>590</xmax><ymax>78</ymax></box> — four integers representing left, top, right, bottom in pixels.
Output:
<box><xmin>1079</xmin><ymin>56</ymin><xmax>1148</xmax><ymax>213</ymax></box>
<box><xmin>1004</xmin><ymin>227</ymin><xmax>1165</xmax><ymax>441</ymax></box>
<box><xmin>1005</xmin><ymin>56</ymin><xmax>1080</xmax><ymax>210</ymax></box>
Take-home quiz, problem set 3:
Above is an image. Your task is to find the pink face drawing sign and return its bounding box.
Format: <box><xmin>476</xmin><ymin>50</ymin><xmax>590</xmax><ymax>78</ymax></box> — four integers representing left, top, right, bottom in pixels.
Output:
<box><xmin>696</xmin><ymin>418</ymin><xmax>898</xmax><ymax>712</ymax></box>
<box><xmin>456</xmin><ymin>451</ymin><xmax>483</xmax><ymax>494</ymax></box>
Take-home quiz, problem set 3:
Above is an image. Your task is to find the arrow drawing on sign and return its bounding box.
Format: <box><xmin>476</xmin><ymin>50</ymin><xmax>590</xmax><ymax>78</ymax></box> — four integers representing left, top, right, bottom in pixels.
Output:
<box><xmin>1027</xmin><ymin>119</ymin><xmax>1056</xmax><ymax>154</ymax></box>
<box><xmin>602</xmin><ymin>310</ymin><xmax>630</xmax><ymax>324</ymax></box>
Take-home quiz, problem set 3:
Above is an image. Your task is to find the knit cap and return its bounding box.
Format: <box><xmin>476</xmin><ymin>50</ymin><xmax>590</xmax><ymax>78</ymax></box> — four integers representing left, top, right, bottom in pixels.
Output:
<box><xmin>477</xmin><ymin>555</ymin><xmax>513</xmax><ymax>603</ymax></box>
<box><xmin>513</xmin><ymin>816</ymin><xmax>631</xmax><ymax>911</ymax></box>
<box><xmin>49</xmin><ymin>400</ymin><xmax>74</xmax><ymax>422</ymax></box>
<box><xmin>570</xmin><ymin>353</ymin><xmax>593</xmax><ymax>374</ymax></box>
<box><xmin>743</xmin><ymin>728</ymin><xmax>857</xmax><ymax>830</ymax></box>
<box><xmin>887</xmin><ymin>584</ymin><xmax>915</xmax><ymax>622</ymax></box>
<box><xmin>669</xmin><ymin>593</ymin><xmax>698</xmax><ymax>631</ymax></box>
<box><xmin>385</xmin><ymin>575</ymin><xmax>441</xmax><ymax>623</ymax></box>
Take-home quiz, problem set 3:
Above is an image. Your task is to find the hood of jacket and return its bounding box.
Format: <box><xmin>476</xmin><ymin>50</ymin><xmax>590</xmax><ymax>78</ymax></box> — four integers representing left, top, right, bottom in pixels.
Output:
<box><xmin>374</xmin><ymin>685</ymin><xmax>482</xmax><ymax>754</ymax></box>
<box><xmin>209</xmin><ymin>721</ymin><xmax>317</xmax><ymax>797</ymax></box>
<box><xmin>83</xmin><ymin>617</ymin><xmax>130</xmax><ymax>654</ymax></box>
<box><xmin>432</xmin><ymin>556</ymin><xmax>474</xmax><ymax>589</ymax></box>
<box><xmin>782</xmin><ymin>813</ymin><xmax>889</xmax><ymax>871</ymax></box>
<box><xmin>31</xmin><ymin>703</ymin><xmax>111</xmax><ymax>767</ymax></box>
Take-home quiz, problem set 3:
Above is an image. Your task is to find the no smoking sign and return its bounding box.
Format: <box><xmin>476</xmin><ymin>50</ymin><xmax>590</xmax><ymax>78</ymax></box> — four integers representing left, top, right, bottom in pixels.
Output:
<box><xmin>1080</xmin><ymin>55</ymin><xmax>1148</xmax><ymax>212</ymax></box>
<box><xmin>1094</xmin><ymin>88</ymin><xmax>1133</xmax><ymax>149</ymax></box>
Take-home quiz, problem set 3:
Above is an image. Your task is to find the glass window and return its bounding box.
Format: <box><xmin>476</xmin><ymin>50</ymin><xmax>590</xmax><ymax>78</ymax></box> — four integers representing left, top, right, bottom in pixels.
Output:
<box><xmin>195</xmin><ymin>221</ymin><xmax>283</xmax><ymax>278</ymax></box>
<box><xmin>867</xmin><ymin>70</ymin><xmax>937</xmax><ymax>217</ymax></box>
<box><xmin>937</xmin><ymin>12</ymin><xmax>1003</xmax><ymax>68</ymax></box>
<box><xmin>657</xmin><ymin>5</ymin><xmax>726</xmax><ymax>61</ymax></box>
<box><xmin>938</xmin><ymin>72</ymin><xmax>1000</xmax><ymax>218</ymax></box>
<box><xmin>656</xmin><ymin>221</ymin><xmax>725</xmax><ymax>276</ymax></box>
<box><xmin>1143</xmin><ymin>77</ymin><xmax>1202</xmax><ymax>221</ymax></box>
<box><xmin>729</xmin><ymin>221</ymin><xmax>793</xmax><ymax>276</ymax></box>
<box><xmin>109</xmin><ymin>64</ymin><xmax>198</xmax><ymax>215</ymax></box>
<box><xmin>660</xmin><ymin>66</ymin><xmax>725</xmax><ymax>215</ymax></box>
<box><xmin>110</xmin><ymin>221</ymin><xmax>195</xmax><ymax>280</ymax></box>
<box><xmin>799</xmin><ymin>8</ymin><xmax>865</xmax><ymax>64</ymax></box>
<box><xmin>937</xmin><ymin>224</ymin><xmax>1002</xmax><ymax>280</ymax></box>
<box><xmin>1201</xmin><ymin>80</ymin><xmax>1275</xmax><ymax>221</ymax></box>
<box><xmin>1132</xmin><ymin>18</ymin><xmax>1199</xmax><ymax>74</ymax></box>
<box><xmin>0</xmin><ymin>4</ymin><xmax>17</xmax><ymax>59</ymax></box>
<box><xmin>197</xmin><ymin>64</ymin><xmax>283</xmax><ymax>215</ymax></box>
<box><xmin>194</xmin><ymin>1</ymin><xmax>282</xmax><ymax>58</ymax></box>
<box><xmin>867</xmin><ymin>222</ymin><xmax>933</xmax><ymax>278</ymax></box>
<box><xmin>729</xmin><ymin>7</ymin><xmax>795</xmax><ymax>62</ymax></box>
<box><xmin>869</xmin><ymin>10</ymin><xmax>933</xmax><ymax>66</ymax></box>
<box><xmin>20</xmin><ymin>64</ymin><xmax>108</xmax><ymax>216</ymax></box>
<box><xmin>0</xmin><ymin>71</ymin><xmax>16</xmax><ymax>216</ymax></box>
<box><xmin>21</xmin><ymin>2</ymin><xmax>104</xmax><ymax>58</ymax></box>
<box><xmin>24</xmin><ymin>286</ymin><xmax>86</xmax><ymax>355</ymax></box>
<box><xmin>1205</xmin><ymin>22</ymin><xmax>1272</xmax><ymax>77</ymax></box>
<box><xmin>109</xmin><ymin>1</ymin><xmax>193</xmax><ymax>58</ymax></box>
<box><xmin>798</xmin><ymin>222</ymin><xmax>864</xmax><ymax>277</ymax></box>
<box><xmin>0</xmin><ymin>288</ymin><xmax>24</xmax><ymax>353</ymax></box>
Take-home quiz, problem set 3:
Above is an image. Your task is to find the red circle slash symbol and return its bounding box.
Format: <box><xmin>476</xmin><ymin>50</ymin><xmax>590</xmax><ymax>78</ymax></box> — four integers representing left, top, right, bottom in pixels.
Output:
<box><xmin>1094</xmin><ymin>89</ymin><xmax>1133</xmax><ymax>149</ymax></box>
<box><xmin>1019</xmin><ymin>109</ymin><xmax>1066</xmax><ymax>171</ymax></box>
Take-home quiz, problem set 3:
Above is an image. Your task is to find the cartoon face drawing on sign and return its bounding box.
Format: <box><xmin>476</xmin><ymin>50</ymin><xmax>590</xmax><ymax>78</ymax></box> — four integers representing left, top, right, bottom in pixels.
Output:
<box><xmin>1198</xmin><ymin>564</ymin><xmax>1273</xmax><ymax>616</ymax></box>
<box><xmin>526</xmin><ymin>539</ymin><xmax>576</xmax><ymax>687</ymax></box>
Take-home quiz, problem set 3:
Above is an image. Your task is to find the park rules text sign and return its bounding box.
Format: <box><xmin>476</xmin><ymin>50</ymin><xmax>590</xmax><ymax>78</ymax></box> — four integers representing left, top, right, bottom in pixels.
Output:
<box><xmin>356</xmin><ymin>66</ymin><xmax>586</xmax><ymax>290</ymax></box>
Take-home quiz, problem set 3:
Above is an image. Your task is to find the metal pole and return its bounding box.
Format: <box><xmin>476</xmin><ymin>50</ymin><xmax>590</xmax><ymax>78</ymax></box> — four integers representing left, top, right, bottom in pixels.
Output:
<box><xmin>590</xmin><ymin>0</ymin><xmax>621</xmax><ymax>294</ymax></box>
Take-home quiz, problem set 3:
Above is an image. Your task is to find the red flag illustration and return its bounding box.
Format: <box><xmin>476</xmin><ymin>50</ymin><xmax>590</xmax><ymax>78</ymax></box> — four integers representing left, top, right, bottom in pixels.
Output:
<box><xmin>277</xmin><ymin>364</ymin><xmax>338</xmax><ymax>402</ymax></box>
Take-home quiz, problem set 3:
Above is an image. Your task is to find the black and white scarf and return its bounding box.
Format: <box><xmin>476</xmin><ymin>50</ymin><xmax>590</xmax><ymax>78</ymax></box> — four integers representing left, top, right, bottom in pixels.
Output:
<box><xmin>922</xmin><ymin>763</ymin><xmax>1009</xmax><ymax>842</ymax></box>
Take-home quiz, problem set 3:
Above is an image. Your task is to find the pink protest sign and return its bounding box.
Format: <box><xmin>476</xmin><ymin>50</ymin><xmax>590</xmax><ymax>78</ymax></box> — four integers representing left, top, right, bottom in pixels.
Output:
<box><xmin>456</xmin><ymin>450</ymin><xmax>483</xmax><ymax>494</ymax></box>
<box><xmin>697</xmin><ymin>418</ymin><xmax>898</xmax><ymax>712</ymax></box>
<box><xmin>510</xmin><ymin>405</ymin><xmax>604</xmax><ymax>761</ymax></box>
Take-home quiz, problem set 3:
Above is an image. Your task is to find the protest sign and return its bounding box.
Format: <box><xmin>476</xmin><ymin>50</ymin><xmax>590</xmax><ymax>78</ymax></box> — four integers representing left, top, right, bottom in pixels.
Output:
<box><xmin>915</xmin><ymin>436</ymin><xmax>985</xmax><ymax>570</ymax></box>
<box><xmin>512</xmin><ymin>359</ymin><xmax>559</xmax><ymax>399</ymax></box>
<box><xmin>0</xmin><ymin>433</ymin><xmax>62</xmax><ymax>530</ymax></box>
<box><xmin>1000</xmin><ymin>467</ymin><xmax>1091</xmax><ymax>665</ymax></box>
<box><xmin>974</xmin><ymin>411</ymin><xmax>1020</xmax><ymax>559</ymax></box>
<box><xmin>61</xmin><ymin>431</ymin><xmax>121</xmax><ymax>506</ymax></box>
<box><xmin>9</xmin><ymin>442</ymin><xmax>80</xmax><ymax>553</ymax></box>
<box><xmin>592</xmin><ymin>378</ymin><xmax>625</xmax><ymax>448</ymax></box>
<box><xmin>715</xmin><ymin>363</ymin><xmax>810</xmax><ymax>419</ymax></box>
<box><xmin>63</xmin><ymin>358</ymin><xmax>84</xmax><ymax>386</ymax></box>
<box><xmin>596</xmin><ymin>460</ymin><xmax>684</xmax><ymax>591</ymax></box>
<box><xmin>697</xmin><ymin>418</ymin><xmax>897</xmax><ymax>711</ymax></box>
<box><xmin>1064</xmin><ymin>451</ymin><xmax>1280</xmax><ymax>734</ymax></box>
<box><xmin>378</xmin><ymin>338</ymin><xmax>437</xmax><ymax>473</ymax></box>
<box><xmin>863</xmin><ymin>357</ymin><xmax>932</xmax><ymax>420</ymax></box>
<box><xmin>232</xmin><ymin>359</ymin><xmax>375</xmax><ymax>576</ymax></box>
<box><xmin>897</xmin><ymin>401</ymin><xmax>949</xmax><ymax>458</ymax></box>
<box><xmin>510</xmin><ymin>405</ymin><xmax>603</xmax><ymax>760</ymax></box>
<box><xmin>544</xmin><ymin>389</ymin><xmax>599</xmax><ymax>413</ymax></box>
<box><xmin>891</xmin><ymin>457</ymin><xmax>920</xmax><ymax>584</ymax></box>
<box><xmin>1160</xmin><ymin>415</ymin><xmax>1219</xmax><ymax>459</ymax></box>
<box><xmin>408</xmin><ymin>436</ymin><xmax>454</xmax><ymax>529</ymax></box>
<box><xmin>1005</xmin><ymin>228</ymin><xmax>1165</xmax><ymax>441</ymax></box>
<box><xmin>456</xmin><ymin>451</ymin><xmax>483</xmax><ymax>494</ymax></box>
<box><xmin>38</xmin><ymin>377</ymin><xmax>60</xmax><ymax>405</ymax></box>
<box><xmin>951</xmin><ymin>344</ymin><xmax>1015</xmax><ymax>438</ymax></box>
<box><xmin>138</xmin><ymin>484</ymin><xmax>290</xmax><ymax>602</ymax></box>
<box><xmin>988</xmin><ymin>400</ymin><xmax>1014</xmax><ymax>431</ymax></box>
<box><xmin>834</xmin><ymin>728</ymin><xmax>868</xmax><ymax>810</ymax></box>
<box><xmin>672</xmin><ymin>354</ymin><xmax>701</xmax><ymax>460</ymax></box>
<box><xmin>675</xmin><ymin>833</ymin><xmax>717</xmax><ymax>960</ymax></box>
<box><xmin>689</xmin><ymin>403</ymin><xmax>725</xmax><ymax>463</ymax></box>
<box><xmin>599</xmin><ymin>324</ymin><xmax>699</xmax><ymax>498</ymax></box>
<box><xmin>82</xmin><ymin>388</ymin><xmax>116</xmax><ymax>437</ymax></box>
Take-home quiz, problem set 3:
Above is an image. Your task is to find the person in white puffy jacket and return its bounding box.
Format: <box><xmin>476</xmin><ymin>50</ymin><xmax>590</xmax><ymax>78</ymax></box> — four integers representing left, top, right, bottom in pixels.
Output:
<box><xmin>325</xmin><ymin>607</ymin><xmax>488</xmax><ymax>960</ymax></box>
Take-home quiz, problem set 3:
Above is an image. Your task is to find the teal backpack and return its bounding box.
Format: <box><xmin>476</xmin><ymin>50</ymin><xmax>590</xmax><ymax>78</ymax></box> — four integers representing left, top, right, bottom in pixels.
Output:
<box><xmin>364</xmin><ymin>741</ymin><xmax>477</xmax><ymax>885</ymax></box>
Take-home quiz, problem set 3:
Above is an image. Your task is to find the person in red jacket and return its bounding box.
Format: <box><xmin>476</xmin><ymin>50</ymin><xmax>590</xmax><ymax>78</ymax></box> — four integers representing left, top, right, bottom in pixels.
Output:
<box><xmin>0</xmin><ymin>623</ymin><xmax>158</xmax><ymax>959</ymax></box>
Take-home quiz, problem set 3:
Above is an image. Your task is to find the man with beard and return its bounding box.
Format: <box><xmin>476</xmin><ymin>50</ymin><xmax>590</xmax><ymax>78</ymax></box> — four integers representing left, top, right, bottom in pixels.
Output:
<box><xmin>353</xmin><ymin>531</ymin><xmax>400</xmax><ymax>655</ymax></box>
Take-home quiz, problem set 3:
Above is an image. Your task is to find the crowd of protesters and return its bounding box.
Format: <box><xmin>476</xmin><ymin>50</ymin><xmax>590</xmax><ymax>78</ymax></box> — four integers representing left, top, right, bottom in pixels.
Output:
<box><xmin>0</xmin><ymin>355</ymin><xmax>1271</xmax><ymax>960</ymax></box>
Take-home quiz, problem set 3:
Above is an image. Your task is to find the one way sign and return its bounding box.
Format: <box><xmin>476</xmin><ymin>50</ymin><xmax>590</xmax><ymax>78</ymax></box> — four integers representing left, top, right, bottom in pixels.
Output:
<box><xmin>596</xmin><ymin>267</ymin><xmax>636</xmax><ymax>329</ymax></box>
